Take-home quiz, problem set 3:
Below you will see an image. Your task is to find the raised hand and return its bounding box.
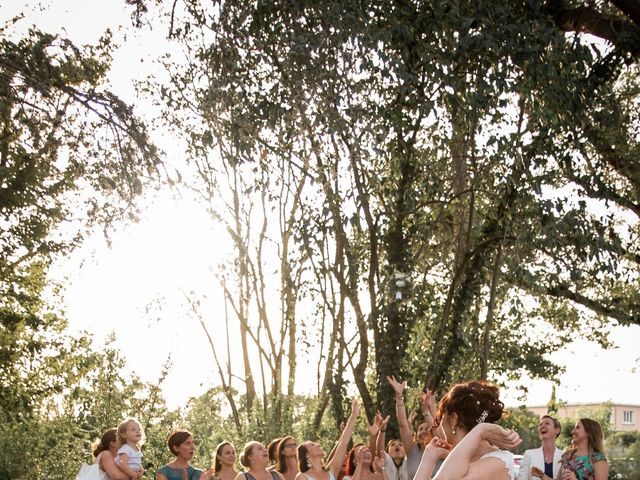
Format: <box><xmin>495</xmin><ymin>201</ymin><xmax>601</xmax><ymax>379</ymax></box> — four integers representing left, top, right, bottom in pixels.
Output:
<box><xmin>380</xmin><ymin>413</ymin><xmax>391</xmax><ymax>431</ymax></box>
<box><xmin>351</xmin><ymin>397</ymin><xmax>362</xmax><ymax>418</ymax></box>
<box><xmin>373</xmin><ymin>452</ymin><xmax>386</xmax><ymax>473</ymax></box>
<box><xmin>420</xmin><ymin>389</ymin><xmax>437</xmax><ymax>417</ymax></box>
<box><xmin>386</xmin><ymin>375</ymin><xmax>406</xmax><ymax>397</ymax></box>
<box><xmin>407</xmin><ymin>411</ymin><xmax>417</xmax><ymax>426</ymax></box>
<box><xmin>369</xmin><ymin>411</ymin><xmax>383</xmax><ymax>438</ymax></box>
<box><xmin>478</xmin><ymin>423</ymin><xmax>522</xmax><ymax>450</ymax></box>
<box><xmin>424</xmin><ymin>437</ymin><xmax>451</xmax><ymax>460</ymax></box>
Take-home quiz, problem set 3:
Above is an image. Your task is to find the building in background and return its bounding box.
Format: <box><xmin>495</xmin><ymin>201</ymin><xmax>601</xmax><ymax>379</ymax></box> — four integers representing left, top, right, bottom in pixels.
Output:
<box><xmin>527</xmin><ymin>403</ymin><xmax>640</xmax><ymax>432</ymax></box>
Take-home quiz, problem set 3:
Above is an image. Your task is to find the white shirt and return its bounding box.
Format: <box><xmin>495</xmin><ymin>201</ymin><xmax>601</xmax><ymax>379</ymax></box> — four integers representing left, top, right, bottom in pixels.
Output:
<box><xmin>517</xmin><ymin>447</ymin><xmax>563</xmax><ymax>480</ymax></box>
<box><xmin>116</xmin><ymin>443</ymin><xmax>143</xmax><ymax>470</ymax></box>
<box><xmin>384</xmin><ymin>452</ymin><xmax>408</xmax><ymax>480</ymax></box>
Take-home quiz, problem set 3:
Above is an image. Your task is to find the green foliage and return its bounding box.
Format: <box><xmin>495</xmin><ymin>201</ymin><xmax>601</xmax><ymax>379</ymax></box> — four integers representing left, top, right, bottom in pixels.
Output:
<box><xmin>502</xmin><ymin>408</ymin><xmax>541</xmax><ymax>454</ymax></box>
<box><xmin>154</xmin><ymin>0</ymin><xmax>640</xmax><ymax>426</ymax></box>
<box><xmin>0</xmin><ymin>15</ymin><xmax>165</xmax><ymax>479</ymax></box>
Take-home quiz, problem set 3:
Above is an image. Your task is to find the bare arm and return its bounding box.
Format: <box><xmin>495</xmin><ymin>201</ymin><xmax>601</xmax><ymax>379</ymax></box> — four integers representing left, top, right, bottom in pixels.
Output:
<box><xmin>376</xmin><ymin>414</ymin><xmax>390</xmax><ymax>455</ymax></box>
<box><xmin>413</xmin><ymin>438</ymin><xmax>450</xmax><ymax>480</ymax></box>
<box><xmin>327</xmin><ymin>422</ymin><xmax>345</xmax><ymax>464</ymax></box>
<box><xmin>593</xmin><ymin>459</ymin><xmax>608</xmax><ymax>480</ymax></box>
<box><xmin>369</xmin><ymin>413</ymin><xmax>380</xmax><ymax>457</ymax></box>
<box><xmin>373</xmin><ymin>452</ymin><xmax>390</xmax><ymax>480</ymax></box>
<box><xmin>418</xmin><ymin>391</ymin><xmax>435</xmax><ymax>429</ymax></box>
<box><xmin>116</xmin><ymin>453</ymin><xmax>141</xmax><ymax>479</ymax></box>
<box><xmin>434</xmin><ymin>424</ymin><xmax>521</xmax><ymax>480</ymax></box>
<box><xmin>386</xmin><ymin>375</ymin><xmax>415</xmax><ymax>453</ymax></box>
<box><xmin>99</xmin><ymin>451</ymin><xmax>129</xmax><ymax>480</ymax></box>
<box><xmin>328</xmin><ymin>399</ymin><xmax>361</xmax><ymax>476</ymax></box>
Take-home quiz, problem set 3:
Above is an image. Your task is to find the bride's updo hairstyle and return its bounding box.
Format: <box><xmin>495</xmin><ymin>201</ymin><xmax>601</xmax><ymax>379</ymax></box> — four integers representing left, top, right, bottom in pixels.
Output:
<box><xmin>435</xmin><ymin>381</ymin><xmax>505</xmax><ymax>433</ymax></box>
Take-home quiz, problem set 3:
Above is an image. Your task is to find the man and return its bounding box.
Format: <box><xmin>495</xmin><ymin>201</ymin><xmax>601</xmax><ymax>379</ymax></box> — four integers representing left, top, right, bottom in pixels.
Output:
<box><xmin>518</xmin><ymin>415</ymin><xmax>563</xmax><ymax>480</ymax></box>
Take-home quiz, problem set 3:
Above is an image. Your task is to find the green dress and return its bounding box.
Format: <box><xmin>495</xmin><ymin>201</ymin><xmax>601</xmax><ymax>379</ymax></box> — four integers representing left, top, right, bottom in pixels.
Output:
<box><xmin>157</xmin><ymin>465</ymin><xmax>203</xmax><ymax>480</ymax></box>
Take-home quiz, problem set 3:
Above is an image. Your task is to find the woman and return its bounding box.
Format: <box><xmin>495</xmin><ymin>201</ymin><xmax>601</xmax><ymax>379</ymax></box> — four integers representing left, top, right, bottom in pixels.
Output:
<box><xmin>558</xmin><ymin>419</ymin><xmax>608</xmax><ymax>480</ymax></box>
<box><xmin>414</xmin><ymin>381</ymin><xmax>521</xmax><ymax>480</ymax></box>
<box><xmin>156</xmin><ymin>430</ymin><xmax>208</xmax><ymax>480</ymax></box>
<box><xmin>343</xmin><ymin>444</ymin><xmax>388</xmax><ymax>480</ymax></box>
<box><xmin>386</xmin><ymin>376</ymin><xmax>435</xmax><ymax>480</ymax></box>
<box><xmin>212</xmin><ymin>441</ymin><xmax>239</xmax><ymax>480</ymax></box>
<box><xmin>275</xmin><ymin>436</ymin><xmax>299</xmax><ymax>480</ymax></box>
<box><xmin>296</xmin><ymin>399</ymin><xmax>361</xmax><ymax>480</ymax></box>
<box><xmin>517</xmin><ymin>415</ymin><xmax>563</xmax><ymax>480</ymax></box>
<box><xmin>234</xmin><ymin>442</ymin><xmax>285</xmax><ymax>480</ymax></box>
<box><xmin>93</xmin><ymin>428</ymin><xmax>132</xmax><ymax>480</ymax></box>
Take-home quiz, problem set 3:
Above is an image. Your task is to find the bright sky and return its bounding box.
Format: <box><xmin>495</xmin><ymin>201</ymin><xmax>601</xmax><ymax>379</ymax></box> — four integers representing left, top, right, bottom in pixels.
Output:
<box><xmin>3</xmin><ymin>0</ymin><xmax>639</xmax><ymax>412</ymax></box>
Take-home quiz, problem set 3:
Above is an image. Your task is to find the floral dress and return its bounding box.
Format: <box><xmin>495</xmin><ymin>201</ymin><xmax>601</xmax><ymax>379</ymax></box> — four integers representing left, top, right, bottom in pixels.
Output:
<box><xmin>561</xmin><ymin>452</ymin><xmax>606</xmax><ymax>480</ymax></box>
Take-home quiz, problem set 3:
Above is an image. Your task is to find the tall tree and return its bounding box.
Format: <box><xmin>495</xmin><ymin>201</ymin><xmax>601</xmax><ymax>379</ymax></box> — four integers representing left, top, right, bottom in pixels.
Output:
<box><xmin>153</xmin><ymin>0</ymin><xmax>639</xmax><ymax>428</ymax></box>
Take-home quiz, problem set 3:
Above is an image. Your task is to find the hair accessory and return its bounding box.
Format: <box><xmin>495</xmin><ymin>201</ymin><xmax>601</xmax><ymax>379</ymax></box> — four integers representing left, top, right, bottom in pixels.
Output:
<box><xmin>477</xmin><ymin>410</ymin><xmax>489</xmax><ymax>424</ymax></box>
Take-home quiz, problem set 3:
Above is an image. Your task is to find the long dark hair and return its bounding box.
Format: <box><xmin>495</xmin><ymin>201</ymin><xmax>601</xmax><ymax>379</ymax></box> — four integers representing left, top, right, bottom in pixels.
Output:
<box><xmin>561</xmin><ymin>418</ymin><xmax>607</xmax><ymax>467</ymax></box>
<box><xmin>93</xmin><ymin>428</ymin><xmax>117</xmax><ymax>458</ymax></box>
<box><xmin>214</xmin><ymin>441</ymin><xmax>235</xmax><ymax>472</ymax></box>
<box><xmin>297</xmin><ymin>443</ymin><xmax>316</xmax><ymax>473</ymax></box>
<box><xmin>268</xmin><ymin>437</ymin><xmax>282</xmax><ymax>464</ymax></box>
<box><xmin>275</xmin><ymin>436</ymin><xmax>296</xmax><ymax>474</ymax></box>
<box><xmin>345</xmin><ymin>444</ymin><xmax>374</xmax><ymax>476</ymax></box>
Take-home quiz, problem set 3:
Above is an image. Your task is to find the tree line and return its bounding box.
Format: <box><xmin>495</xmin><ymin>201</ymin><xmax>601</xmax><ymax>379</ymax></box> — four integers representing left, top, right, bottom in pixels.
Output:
<box><xmin>1</xmin><ymin>1</ymin><xmax>639</xmax><ymax>478</ymax></box>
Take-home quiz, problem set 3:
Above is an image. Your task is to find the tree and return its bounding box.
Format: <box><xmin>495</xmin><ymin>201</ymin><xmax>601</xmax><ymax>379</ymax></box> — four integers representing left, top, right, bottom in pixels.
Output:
<box><xmin>0</xmin><ymin>11</ymin><xmax>165</xmax><ymax>479</ymax></box>
<box><xmin>148</xmin><ymin>0</ymin><xmax>639</xmax><ymax>432</ymax></box>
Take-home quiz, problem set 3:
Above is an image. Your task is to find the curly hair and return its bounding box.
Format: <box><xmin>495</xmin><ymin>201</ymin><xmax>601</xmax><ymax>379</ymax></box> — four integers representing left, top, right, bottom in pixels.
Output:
<box><xmin>434</xmin><ymin>381</ymin><xmax>505</xmax><ymax>433</ymax></box>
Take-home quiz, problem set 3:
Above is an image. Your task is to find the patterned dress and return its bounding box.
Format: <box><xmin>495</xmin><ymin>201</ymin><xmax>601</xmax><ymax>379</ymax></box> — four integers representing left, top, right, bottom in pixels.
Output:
<box><xmin>561</xmin><ymin>452</ymin><xmax>606</xmax><ymax>480</ymax></box>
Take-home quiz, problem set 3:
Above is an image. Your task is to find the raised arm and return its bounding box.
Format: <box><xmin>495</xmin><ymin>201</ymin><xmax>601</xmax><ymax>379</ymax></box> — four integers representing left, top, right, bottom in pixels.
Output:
<box><xmin>326</xmin><ymin>421</ymin><xmax>346</xmax><ymax>464</ymax></box>
<box><xmin>376</xmin><ymin>413</ymin><xmax>390</xmax><ymax>455</ymax></box>
<box><xmin>434</xmin><ymin>424</ymin><xmax>521</xmax><ymax>480</ymax></box>
<box><xmin>369</xmin><ymin>412</ymin><xmax>390</xmax><ymax>456</ymax></box>
<box><xmin>328</xmin><ymin>398</ymin><xmax>361</xmax><ymax>476</ymax></box>
<box><xmin>419</xmin><ymin>391</ymin><xmax>436</xmax><ymax>429</ymax></box>
<box><xmin>373</xmin><ymin>451</ymin><xmax>390</xmax><ymax>480</ymax></box>
<box><xmin>413</xmin><ymin>438</ymin><xmax>451</xmax><ymax>480</ymax></box>
<box><xmin>386</xmin><ymin>375</ymin><xmax>415</xmax><ymax>453</ymax></box>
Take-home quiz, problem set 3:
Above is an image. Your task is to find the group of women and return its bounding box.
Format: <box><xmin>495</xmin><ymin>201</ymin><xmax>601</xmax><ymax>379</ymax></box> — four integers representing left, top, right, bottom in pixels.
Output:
<box><xmin>88</xmin><ymin>380</ymin><xmax>608</xmax><ymax>480</ymax></box>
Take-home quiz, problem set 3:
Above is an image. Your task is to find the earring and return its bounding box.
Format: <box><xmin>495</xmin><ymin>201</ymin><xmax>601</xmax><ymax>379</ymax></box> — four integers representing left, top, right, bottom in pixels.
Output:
<box><xmin>307</xmin><ymin>458</ymin><xmax>312</xmax><ymax>468</ymax></box>
<box><xmin>451</xmin><ymin>424</ymin><xmax>456</xmax><ymax>435</ymax></box>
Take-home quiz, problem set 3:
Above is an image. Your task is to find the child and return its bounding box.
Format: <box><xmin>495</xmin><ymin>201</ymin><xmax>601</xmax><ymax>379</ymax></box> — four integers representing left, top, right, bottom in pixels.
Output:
<box><xmin>116</xmin><ymin>418</ymin><xmax>144</xmax><ymax>479</ymax></box>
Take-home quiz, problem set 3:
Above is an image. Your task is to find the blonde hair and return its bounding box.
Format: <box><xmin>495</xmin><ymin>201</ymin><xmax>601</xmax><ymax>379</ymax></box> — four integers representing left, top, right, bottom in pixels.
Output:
<box><xmin>240</xmin><ymin>441</ymin><xmax>261</xmax><ymax>468</ymax></box>
<box><xmin>117</xmin><ymin>418</ymin><xmax>145</xmax><ymax>447</ymax></box>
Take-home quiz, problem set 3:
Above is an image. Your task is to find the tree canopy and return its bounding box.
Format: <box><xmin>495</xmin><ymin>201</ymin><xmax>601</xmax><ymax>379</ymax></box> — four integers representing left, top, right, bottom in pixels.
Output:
<box><xmin>153</xmin><ymin>0</ymin><xmax>640</xmax><ymax>429</ymax></box>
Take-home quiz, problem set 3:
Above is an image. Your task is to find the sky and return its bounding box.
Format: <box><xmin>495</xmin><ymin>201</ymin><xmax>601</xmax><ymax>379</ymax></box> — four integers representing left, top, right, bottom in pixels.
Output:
<box><xmin>3</xmin><ymin>0</ymin><xmax>639</xmax><ymax>412</ymax></box>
